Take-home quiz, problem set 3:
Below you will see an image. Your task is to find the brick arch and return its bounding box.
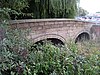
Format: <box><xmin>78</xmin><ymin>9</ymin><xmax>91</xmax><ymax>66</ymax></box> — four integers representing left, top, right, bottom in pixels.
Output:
<box><xmin>74</xmin><ymin>30</ymin><xmax>91</xmax><ymax>43</ymax></box>
<box><xmin>31</xmin><ymin>34</ymin><xmax>66</xmax><ymax>44</ymax></box>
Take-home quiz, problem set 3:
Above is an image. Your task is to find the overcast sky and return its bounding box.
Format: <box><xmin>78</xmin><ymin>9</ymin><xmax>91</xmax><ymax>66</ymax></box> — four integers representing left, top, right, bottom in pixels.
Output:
<box><xmin>80</xmin><ymin>0</ymin><xmax>100</xmax><ymax>13</ymax></box>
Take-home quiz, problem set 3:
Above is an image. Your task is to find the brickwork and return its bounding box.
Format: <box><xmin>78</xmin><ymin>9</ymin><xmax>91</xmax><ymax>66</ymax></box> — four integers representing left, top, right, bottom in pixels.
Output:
<box><xmin>4</xmin><ymin>19</ymin><xmax>94</xmax><ymax>43</ymax></box>
<box><xmin>91</xmin><ymin>25</ymin><xmax>100</xmax><ymax>40</ymax></box>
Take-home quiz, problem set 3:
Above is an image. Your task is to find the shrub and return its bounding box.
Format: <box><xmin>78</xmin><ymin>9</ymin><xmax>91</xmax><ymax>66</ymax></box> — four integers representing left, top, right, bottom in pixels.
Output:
<box><xmin>24</xmin><ymin>41</ymin><xmax>100</xmax><ymax>75</ymax></box>
<box><xmin>0</xmin><ymin>21</ymin><xmax>31</xmax><ymax>75</ymax></box>
<box><xmin>0</xmin><ymin>21</ymin><xmax>100</xmax><ymax>75</ymax></box>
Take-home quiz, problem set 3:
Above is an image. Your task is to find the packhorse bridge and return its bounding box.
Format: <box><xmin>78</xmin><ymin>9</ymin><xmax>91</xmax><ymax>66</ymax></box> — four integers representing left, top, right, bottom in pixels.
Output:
<box><xmin>9</xmin><ymin>19</ymin><xmax>97</xmax><ymax>45</ymax></box>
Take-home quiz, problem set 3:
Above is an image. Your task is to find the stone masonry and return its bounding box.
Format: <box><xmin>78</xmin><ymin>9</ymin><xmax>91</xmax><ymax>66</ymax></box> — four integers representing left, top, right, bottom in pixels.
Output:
<box><xmin>8</xmin><ymin>19</ymin><xmax>94</xmax><ymax>44</ymax></box>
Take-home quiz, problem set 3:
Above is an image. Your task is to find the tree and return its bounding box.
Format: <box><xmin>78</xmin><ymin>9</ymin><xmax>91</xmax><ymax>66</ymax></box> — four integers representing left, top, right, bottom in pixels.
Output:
<box><xmin>78</xmin><ymin>7</ymin><xmax>89</xmax><ymax>16</ymax></box>
<box><xmin>0</xmin><ymin>0</ymin><xmax>28</xmax><ymax>20</ymax></box>
<box><xmin>0</xmin><ymin>0</ymin><xmax>28</xmax><ymax>11</ymax></box>
<box><xmin>25</xmin><ymin>0</ymin><xmax>79</xmax><ymax>19</ymax></box>
<box><xmin>0</xmin><ymin>0</ymin><xmax>80</xmax><ymax>19</ymax></box>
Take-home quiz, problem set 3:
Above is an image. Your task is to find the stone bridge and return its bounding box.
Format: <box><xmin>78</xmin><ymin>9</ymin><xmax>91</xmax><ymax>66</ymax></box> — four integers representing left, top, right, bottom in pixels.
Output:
<box><xmin>9</xmin><ymin>19</ymin><xmax>96</xmax><ymax>45</ymax></box>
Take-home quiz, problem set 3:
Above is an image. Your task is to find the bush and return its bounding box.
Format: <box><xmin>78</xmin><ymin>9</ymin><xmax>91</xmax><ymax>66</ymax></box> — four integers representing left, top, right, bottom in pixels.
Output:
<box><xmin>0</xmin><ymin>21</ymin><xmax>100</xmax><ymax>75</ymax></box>
<box><xmin>25</xmin><ymin>41</ymin><xmax>100</xmax><ymax>75</ymax></box>
<box><xmin>0</xmin><ymin>21</ymin><xmax>31</xmax><ymax>75</ymax></box>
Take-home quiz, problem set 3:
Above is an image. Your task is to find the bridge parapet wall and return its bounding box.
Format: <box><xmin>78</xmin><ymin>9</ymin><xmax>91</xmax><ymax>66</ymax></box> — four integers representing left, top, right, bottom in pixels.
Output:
<box><xmin>10</xmin><ymin>19</ymin><xmax>92</xmax><ymax>30</ymax></box>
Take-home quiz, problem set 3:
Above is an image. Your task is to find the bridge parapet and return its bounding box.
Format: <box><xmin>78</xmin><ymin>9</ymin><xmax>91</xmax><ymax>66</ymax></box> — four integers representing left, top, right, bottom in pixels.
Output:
<box><xmin>10</xmin><ymin>19</ymin><xmax>93</xmax><ymax>30</ymax></box>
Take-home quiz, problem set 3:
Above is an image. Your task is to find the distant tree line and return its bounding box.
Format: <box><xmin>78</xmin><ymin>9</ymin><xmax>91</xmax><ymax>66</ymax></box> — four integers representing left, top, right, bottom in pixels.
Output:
<box><xmin>78</xmin><ymin>7</ymin><xmax>89</xmax><ymax>16</ymax></box>
<box><xmin>0</xmin><ymin>0</ymin><xmax>80</xmax><ymax>19</ymax></box>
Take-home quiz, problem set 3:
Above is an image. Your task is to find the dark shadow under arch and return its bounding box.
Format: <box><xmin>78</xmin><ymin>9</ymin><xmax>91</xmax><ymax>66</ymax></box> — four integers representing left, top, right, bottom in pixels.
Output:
<box><xmin>30</xmin><ymin>38</ymin><xmax>64</xmax><ymax>51</ymax></box>
<box><xmin>75</xmin><ymin>32</ymin><xmax>90</xmax><ymax>43</ymax></box>
<box><xmin>35</xmin><ymin>38</ymin><xmax>64</xmax><ymax>46</ymax></box>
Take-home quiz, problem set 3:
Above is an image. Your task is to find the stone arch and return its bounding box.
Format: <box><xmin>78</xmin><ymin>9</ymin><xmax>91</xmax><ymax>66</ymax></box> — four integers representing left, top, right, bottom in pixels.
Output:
<box><xmin>75</xmin><ymin>31</ymin><xmax>90</xmax><ymax>43</ymax></box>
<box><xmin>31</xmin><ymin>34</ymin><xmax>66</xmax><ymax>45</ymax></box>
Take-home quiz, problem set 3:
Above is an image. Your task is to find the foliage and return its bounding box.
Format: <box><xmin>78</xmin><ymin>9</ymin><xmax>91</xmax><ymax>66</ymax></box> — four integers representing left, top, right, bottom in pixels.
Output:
<box><xmin>0</xmin><ymin>21</ymin><xmax>100</xmax><ymax>75</ymax></box>
<box><xmin>0</xmin><ymin>8</ymin><xmax>19</xmax><ymax>21</ymax></box>
<box><xmin>0</xmin><ymin>21</ymin><xmax>31</xmax><ymax>75</ymax></box>
<box><xmin>0</xmin><ymin>0</ymin><xmax>80</xmax><ymax>19</ymax></box>
<box><xmin>0</xmin><ymin>0</ymin><xmax>28</xmax><ymax>19</ymax></box>
<box><xmin>0</xmin><ymin>24</ymin><xmax>100</xmax><ymax>75</ymax></box>
<box><xmin>0</xmin><ymin>0</ymin><xmax>28</xmax><ymax>11</ymax></box>
<box><xmin>78</xmin><ymin>7</ymin><xmax>89</xmax><ymax>16</ymax></box>
<box><xmin>26</xmin><ymin>0</ymin><xmax>79</xmax><ymax>19</ymax></box>
<box><xmin>21</xmin><ymin>41</ymin><xmax>100</xmax><ymax>75</ymax></box>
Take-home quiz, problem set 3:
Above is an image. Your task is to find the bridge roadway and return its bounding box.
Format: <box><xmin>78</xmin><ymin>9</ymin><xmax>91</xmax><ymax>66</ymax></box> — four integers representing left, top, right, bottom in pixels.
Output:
<box><xmin>9</xmin><ymin>19</ymin><xmax>96</xmax><ymax>44</ymax></box>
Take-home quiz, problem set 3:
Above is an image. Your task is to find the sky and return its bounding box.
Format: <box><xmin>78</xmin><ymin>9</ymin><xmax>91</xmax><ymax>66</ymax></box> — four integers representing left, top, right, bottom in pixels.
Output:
<box><xmin>80</xmin><ymin>0</ymin><xmax>100</xmax><ymax>13</ymax></box>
